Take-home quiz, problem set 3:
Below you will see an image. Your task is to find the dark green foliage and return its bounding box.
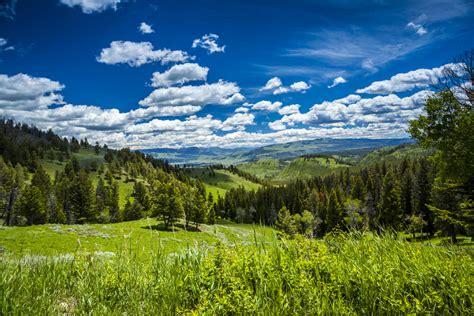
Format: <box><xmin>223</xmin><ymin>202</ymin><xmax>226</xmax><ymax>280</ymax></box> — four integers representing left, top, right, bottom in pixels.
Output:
<box><xmin>0</xmin><ymin>122</ymin><xmax>209</xmax><ymax>227</ymax></box>
<box><xmin>152</xmin><ymin>182</ymin><xmax>184</xmax><ymax>229</ymax></box>
<box><xmin>15</xmin><ymin>185</ymin><xmax>46</xmax><ymax>225</ymax></box>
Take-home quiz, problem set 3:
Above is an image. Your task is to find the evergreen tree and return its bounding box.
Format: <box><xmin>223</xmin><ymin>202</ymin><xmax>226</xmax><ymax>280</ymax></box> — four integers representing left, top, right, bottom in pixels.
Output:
<box><xmin>16</xmin><ymin>185</ymin><xmax>46</xmax><ymax>225</ymax></box>
<box><xmin>377</xmin><ymin>172</ymin><xmax>402</xmax><ymax>229</ymax></box>
<box><xmin>153</xmin><ymin>182</ymin><xmax>184</xmax><ymax>229</ymax></box>
<box><xmin>326</xmin><ymin>189</ymin><xmax>343</xmax><ymax>232</ymax></box>
<box><xmin>70</xmin><ymin>170</ymin><xmax>96</xmax><ymax>223</ymax></box>
<box><xmin>275</xmin><ymin>205</ymin><xmax>294</xmax><ymax>237</ymax></box>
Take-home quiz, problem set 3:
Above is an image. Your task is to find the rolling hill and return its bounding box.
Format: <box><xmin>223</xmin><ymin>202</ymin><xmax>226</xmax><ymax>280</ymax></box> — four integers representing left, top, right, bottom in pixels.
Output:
<box><xmin>184</xmin><ymin>167</ymin><xmax>261</xmax><ymax>197</ymax></box>
<box><xmin>147</xmin><ymin>138</ymin><xmax>413</xmax><ymax>165</ymax></box>
<box><xmin>238</xmin><ymin>156</ymin><xmax>351</xmax><ymax>184</ymax></box>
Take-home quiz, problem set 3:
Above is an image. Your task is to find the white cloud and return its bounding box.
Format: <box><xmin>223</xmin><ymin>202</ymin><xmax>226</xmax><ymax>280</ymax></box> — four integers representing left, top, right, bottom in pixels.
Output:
<box><xmin>260</xmin><ymin>77</ymin><xmax>311</xmax><ymax>95</ymax></box>
<box><xmin>0</xmin><ymin>73</ymin><xmax>64</xmax><ymax>110</ymax></box>
<box><xmin>0</xmin><ymin>38</ymin><xmax>14</xmax><ymax>51</ymax></box>
<box><xmin>235</xmin><ymin>107</ymin><xmax>249</xmax><ymax>113</ymax></box>
<box><xmin>139</xmin><ymin>80</ymin><xmax>244</xmax><ymax>107</ymax></box>
<box><xmin>0</xmin><ymin>64</ymin><xmax>440</xmax><ymax>150</ymax></box>
<box><xmin>150</xmin><ymin>63</ymin><xmax>208</xmax><ymax>87</ymax></box>
<box><xmin>60</xmin><ymin>0</ymin><xmax>121</xmax><ymax>14</ymax></box>
<box><xmin>278</xmin><ymin>104</ymin><xmax>300</xmax><ymax>115</ymax></box>
<box><xmin>244</xmin><ymin>100</ymin><xmax>282</xmax><ymax>112</ymax></box>
<box><xmin>269</xmin><ymin>90</ymin><xmax>432</xmax><ymax>131</ymax></box>
<box><xmin>139</xmin><ymin>22</ymin><xmax>154</xmax><ymax>34</ymax></box>
<box><xmin>407</xmin><ymin>22</ymin><xmax>428</xmax><ymax>36</ymax></box>
<box><xmin>274</xmin><ymin>81</ymin><xmax>311</xmax><ymax>95</ymax></box>
<box><xmin>268</xmin><ymin>120</ymin><xmax>287</xmax><ymax>131</ymax></box>
<box><xmin>334</xmin><ymin>94</ymin><xmax>361</xmax><ymax>104</ymax></box>
<box><xmin>128</xmin><ymin>105</ymin><xmax>202</xmax><ymax>119</ymax></box>
<box><xmin>356</xmin><ymin>63</ymin><xmax>461</xmax><ymax>94</ymax></box>
<box><xmin>97</xmin><ymin>41</ymin><xmax>193</xmax><ymax>67</ymax></box>
<box><xmin>192</xmin><ymin>33</ymin><xmax>225</xmax><ymax>54</ymax></box>
<box><xmin>290</xmin><ymin>81</ymin><xmax>311</xmax><ymax>92</ymax></box>
<box><xmin>127</xmin><ymin>115</ymin><xmax>222</xmax><ymax>134</ymax></box>
<box><xmin>328</xmin><ymin>76</ymin><xmax>347</xmax><ymax>88</ymax></box>
<box><xmin>260</xmin><ymin>77</ymin><xmax>283</xmax><ymax>91</ymax></box>
<box><xmin>222</xmin><ymin>113</ymin><xmax>255</xmax><ymax>131</ymax></box>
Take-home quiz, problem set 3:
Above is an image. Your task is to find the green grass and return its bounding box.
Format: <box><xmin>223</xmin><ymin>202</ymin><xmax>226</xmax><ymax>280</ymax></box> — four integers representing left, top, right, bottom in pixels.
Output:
<box><xmin>238</xmin><ymin>156</ymin><xmax>350</xmax><ymax>184</ymax></box>
<box><xmin>0</xmin><ymin>219</ymin><xmax>275</xmax><ymax>258</ymax></box>
<box><xmin>1</xmin><ymin>231</ymin><xmax>472</xmax><ymax>314</ymax></box>
<box><xmin>236</xmin><ymin>158</ymin><xmax>284</xmax><ymax>180</ymax></box>
<box><xmin>185</xmin><ymin>168</ymin><xmax>261</xmax><ymax>197</ymax></box>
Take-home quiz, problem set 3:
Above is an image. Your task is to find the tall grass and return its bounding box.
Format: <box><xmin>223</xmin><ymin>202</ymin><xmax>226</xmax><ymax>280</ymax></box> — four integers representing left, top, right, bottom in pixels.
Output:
<box><xmin>1</xmin><ymin>232</ymin><xmax>472</xmax><ymax>314</ymax></box>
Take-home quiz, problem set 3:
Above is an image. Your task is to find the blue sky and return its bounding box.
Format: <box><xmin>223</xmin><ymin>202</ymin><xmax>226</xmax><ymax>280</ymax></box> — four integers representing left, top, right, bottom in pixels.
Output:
<box><xmin>0</xmin><ymin>0</ymin><xmax>473</xmax><ymax>149</ymax></box>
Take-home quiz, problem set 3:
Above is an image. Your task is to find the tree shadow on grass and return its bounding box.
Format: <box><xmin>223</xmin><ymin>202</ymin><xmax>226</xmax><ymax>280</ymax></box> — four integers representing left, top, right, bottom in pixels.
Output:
<box><xmin>141</xmin><ymin>223</ymin><xmax>202</xmax><ymax>232</ymax></box>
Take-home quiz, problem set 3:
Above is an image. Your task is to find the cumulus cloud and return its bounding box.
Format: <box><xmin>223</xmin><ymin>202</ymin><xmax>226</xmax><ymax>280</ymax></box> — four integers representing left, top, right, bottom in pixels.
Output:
<box><xmin>260</xmin><ymin>77</ymin><xmax>311</xmax><ymax>95</ymax></box>
<box><xmin>97</xmin><ymin>41</ymin><xmax>193</xmax><ymax>67</ymax></box>
<box><xmin>0</xmin><ymin>63</ymin><xmax>438</xmax><ymax>149</ymax></box>
<box><xmin>139</xmin><ymin>80</ymin><xmax>244</xmax><ymax>107</ymax></box>
<box><xmin>268</xmin><ymin>120</ymin><xmax>287</xmax><ymax>131</ymax></box>
<box><xmin>222</xmin><ymin>113</ymin><xmax>255</xmax><ymax>131</ymax></box>
<box><xmin>60</xmin><ymin>0</ymin><xmax>121</xmax><ymax>14</ymax></box>
<box><xmin>128</xmin><ymin>105</ymin><xmax>202</xmax><ymax>119</ymax></box>
<box><xmin>244</xmin><ymin>100</ymin><xmax>282</xmax><ymax>112</ymax></box>
<box><xmin>235</xmin><ymin>107</ymin><xmax>249</xmax><ymax>113</ymax></box>
<box><xmin>333</xmin><ymin>94</ymin><xmax>361</xmax><ymax>104</ymax></box>
<box><xmin>192</xmin><ymin>33</ymin><xmax>225</xmax><ymax>54</ymax></box>
<box><xmin>127</xmin><ymin>115</ymin><xmax>222</xmax><ymax>134</ymax></box>
<box><xmin>0</xmin><ymin>73</ymin><xmax>64</xmax><ymax>110</ymax></box>
<box><xmin>139</xmin><ymin>22</ymin><xmax>154</xmax><ymax>34</ymax></box>
<box><xmin>278</xmin><ymin>104</ymin><xmax>300</xmax><ymax>115</ymax></box>
<box><xmin>260</xmin><ymin>77</ymin><xmax>283</xmax><ymax>91</ymax></box>
<box><xmin>356</xmin><ymin>63</ymin><xmax>461</xmax><ymax>94</ymax></box>
<box><xmin>328</xmin><ymin>76</ymin><xmax>347</xmax><ymax>88</ymax></box>
<box><xmin>407</xmin><ymin>22</ymin><xmax>428</xmax><ymax>36</ymax></box>
<box><xmin>150</xmin><ymin>63</ymin><xmax>208</xmax><ymax>87</ymax></box>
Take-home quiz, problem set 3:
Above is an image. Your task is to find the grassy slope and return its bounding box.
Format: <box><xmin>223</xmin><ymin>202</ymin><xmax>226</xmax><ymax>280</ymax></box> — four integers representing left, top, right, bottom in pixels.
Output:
<box><xmin>39</xmin><ymin>149</ymin><xmax>135</xmax><ymax>207</ymax></box>
<box><xmin>359</xmin><ymin>143</ymin><xmax>431</xmax><ymax>165</ymax></box>
<box><xmin>0</xmin><ymin>218</ymin><xmax>276</xmax><ymax>258</ymax></box>
<box><xmin>238</xmin><ymin>157</ymin><xmax>350</xmax><ymax>184</ymax></box>
<box><xmin>185</xmin><ymin>168</ymin><xmax>261</xmax><ymax>198</ymax></box>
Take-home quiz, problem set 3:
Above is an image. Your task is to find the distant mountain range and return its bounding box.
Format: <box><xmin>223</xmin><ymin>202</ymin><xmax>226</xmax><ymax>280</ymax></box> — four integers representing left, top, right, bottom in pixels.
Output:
<box><xmin>143</xmin><ymin>138</ymin><xmax>414</xmax><ymax>165</ymax></box>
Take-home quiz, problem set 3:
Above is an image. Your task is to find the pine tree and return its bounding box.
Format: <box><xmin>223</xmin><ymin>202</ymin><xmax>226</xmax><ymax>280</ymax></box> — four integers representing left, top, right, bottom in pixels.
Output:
<box><xmin>275</xmin><ymin>205</ymin><xmax>294</xmax><ymax>237</ymax></box>
<box><xmin>377</xmin><ymin>171</ymin><xmax>402</xmax><ymax>229</ymax></box>
<box><xmin>16</xmin><ymin>185</ymin><xmax>46</xmax><ymax>225</ymax></box>
<box><xmin>326</xmin><ymin>189</ymin><xmax>343</xmax><ymax>232</ymax></box>
<box><xmin>153</xmin><ymin>182</ymin><xmax>184</xmax><ymax>229</ymax></box>
<box><xmin>412</xmin><ymin>158</ymin><xmax>433</xmax><ymax>235</ymax></box>
<box><xmin>70</xmin><ymin>170</ymin><xmax>96</xmax><ymax>223</ymax></box>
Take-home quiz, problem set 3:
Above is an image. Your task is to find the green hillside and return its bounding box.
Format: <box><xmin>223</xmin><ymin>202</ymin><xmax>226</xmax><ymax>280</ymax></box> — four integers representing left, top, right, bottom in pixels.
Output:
<box><xmin>238</xmin><ymin>156</ymin><xmax>350</xmax><ymax>184</ymax></box>
<box><xmin>185</xmin><ymin>168</ymin><xmax>261</xmax><ymax>197</ymax></box>
<box><xmin>38</xmin><ymin>149</ymin><xmax>136</xmax><ymax>208</ymax></box>
<box><xmin>359</xmin><ymin>143</ymin><xmax>433</xmax><ymax>165</ymax></box>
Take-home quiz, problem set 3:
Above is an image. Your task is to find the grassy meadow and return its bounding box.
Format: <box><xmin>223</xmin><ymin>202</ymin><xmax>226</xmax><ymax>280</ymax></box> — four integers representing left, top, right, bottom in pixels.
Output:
<box><xmin>185</xmin><ymin>168</ymin><xmax>261</xmax><ymax>197</ymax></box>
<box><xmin>0</xmin><ymin>226</ymin><xmax>472</xmax><ymax>314</ymax></box>
<box><xmin>238</xmin><ymin>156</ymin><xmax>350</xmax><ymax>184</ymax></box>
<box><xmin>0</xmin><ymin>219</ymin><xmax>275</xmax><ymax>258</ymax></box>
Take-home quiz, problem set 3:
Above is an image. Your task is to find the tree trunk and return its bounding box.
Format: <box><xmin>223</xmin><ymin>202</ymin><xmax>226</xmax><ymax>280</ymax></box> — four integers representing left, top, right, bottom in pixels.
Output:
<box><xmin>4</xmin><ymin>187</ymin><xmax>17</xmax><ymax>226</ymax></box>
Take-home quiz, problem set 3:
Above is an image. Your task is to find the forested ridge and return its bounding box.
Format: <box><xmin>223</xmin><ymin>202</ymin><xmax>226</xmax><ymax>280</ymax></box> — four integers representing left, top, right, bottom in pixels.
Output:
<box><xmin>0</xmin><ymin>119</ymin><xmax>212</xmax><ymax>228</ymax></box>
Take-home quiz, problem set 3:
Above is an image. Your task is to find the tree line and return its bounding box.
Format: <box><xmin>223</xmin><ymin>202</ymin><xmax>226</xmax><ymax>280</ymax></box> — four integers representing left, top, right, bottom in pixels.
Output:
<box><xmin>0</xmin><ymin>121</ymin><xmax>213</xmax><ymax>229</ymax></box>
